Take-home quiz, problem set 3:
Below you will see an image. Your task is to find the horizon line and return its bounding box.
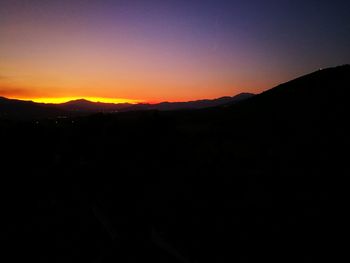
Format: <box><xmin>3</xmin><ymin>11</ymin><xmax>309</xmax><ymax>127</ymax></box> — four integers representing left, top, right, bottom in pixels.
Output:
<box><xmin>4</xmin><ymin>97</ymin><xmax>144</xmax><ymax>104</ymax></box>
<box><xmin>1</xmin><ymin>93</ymin><xmax>254</xmax><ymax>105</ymax></box>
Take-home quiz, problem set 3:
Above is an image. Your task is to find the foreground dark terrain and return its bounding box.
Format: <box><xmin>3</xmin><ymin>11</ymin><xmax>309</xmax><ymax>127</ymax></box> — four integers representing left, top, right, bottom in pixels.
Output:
<box><xmin>1</xmin><ymin>65</ymin><xmax>349</xmax><ymax>262</ymax></box>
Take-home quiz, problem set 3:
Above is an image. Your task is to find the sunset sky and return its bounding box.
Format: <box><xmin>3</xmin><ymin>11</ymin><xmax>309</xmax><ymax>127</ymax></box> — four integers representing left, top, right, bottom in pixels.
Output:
<box><xmin>1</xmin><ymin>0</ymin><xmax>349</xmax><ymax>103</ymax></box>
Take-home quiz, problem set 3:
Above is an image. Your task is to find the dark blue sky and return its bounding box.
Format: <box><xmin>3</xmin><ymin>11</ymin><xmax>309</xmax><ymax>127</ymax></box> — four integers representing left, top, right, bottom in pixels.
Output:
<box><xmin>1</xmin><ymin>0</ymin><xmax>349</xmax><ymax>102</ymax></box>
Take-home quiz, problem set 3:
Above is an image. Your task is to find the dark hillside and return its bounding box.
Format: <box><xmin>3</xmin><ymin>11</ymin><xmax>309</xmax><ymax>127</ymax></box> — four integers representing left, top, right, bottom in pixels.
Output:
<box><xmin>0</xmin><ymin>97</ymin><xmax>71</xmax><ymax>120</ymax></box>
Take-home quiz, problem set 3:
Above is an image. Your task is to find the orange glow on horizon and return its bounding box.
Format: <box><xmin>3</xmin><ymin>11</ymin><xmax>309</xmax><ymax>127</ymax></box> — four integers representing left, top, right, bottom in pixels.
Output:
<box><xmin>14</xmin><ymin>97</ymin><xmax>143</xmax><ymax>104</ymax></box>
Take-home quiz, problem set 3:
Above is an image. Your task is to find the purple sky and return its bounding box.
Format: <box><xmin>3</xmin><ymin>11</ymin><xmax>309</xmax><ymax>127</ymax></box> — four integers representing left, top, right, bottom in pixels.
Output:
<box><xmin>1</xmin><ymin>0</ymin><xmax>349</xmax><ymax>102</ymax></box>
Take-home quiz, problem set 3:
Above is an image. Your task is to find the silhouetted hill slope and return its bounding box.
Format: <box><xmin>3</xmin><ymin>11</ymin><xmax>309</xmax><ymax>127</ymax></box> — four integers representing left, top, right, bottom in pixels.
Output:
<box><xmin>214</xmin><ymin>65</ymin><xmax>350</xmax><ymax>173</ymax></box>
<box><xmin>229</xmin><ymin>65</ymin><xmax>350</xmax><ymax>119</ymax></box>
<box><xmin>124</xmin><ymin>93</ymin><xmax>254</xmax><ymax>111</ymax></box>
<box><xmin>0</xmin><ymin>97</ymin><xmax>71</xmax><ymax>120</ymax></box>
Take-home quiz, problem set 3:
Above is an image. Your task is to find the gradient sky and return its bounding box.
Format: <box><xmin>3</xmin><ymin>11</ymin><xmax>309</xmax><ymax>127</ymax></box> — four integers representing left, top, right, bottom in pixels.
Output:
<box><xmin>1</xmin><ymin>0</ymin><xmax>349</xmax><ymax>103</ymax></box>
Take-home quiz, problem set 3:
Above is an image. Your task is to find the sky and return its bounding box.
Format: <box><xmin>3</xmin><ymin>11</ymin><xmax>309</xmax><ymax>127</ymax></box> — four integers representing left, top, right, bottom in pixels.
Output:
<box><xmin>0</xmin><ymin>0</ymin><xmax>349</xmax><ymax>103</ymax></box>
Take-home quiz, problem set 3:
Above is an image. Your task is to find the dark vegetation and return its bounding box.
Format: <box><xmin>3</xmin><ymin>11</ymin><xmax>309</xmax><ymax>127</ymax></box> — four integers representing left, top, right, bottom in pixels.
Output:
<box><xmin>1</xmin><ymin>65</ymin><xmax>349</xmax><ymax>262</ymax></box>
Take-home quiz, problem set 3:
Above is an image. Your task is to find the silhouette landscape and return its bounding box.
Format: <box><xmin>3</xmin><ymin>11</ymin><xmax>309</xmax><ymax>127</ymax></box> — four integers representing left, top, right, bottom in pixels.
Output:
<box><xmin>1</xmin><ymin>65</ymin><xmax>349</xmax><ymax>262</ymax></box>
<box><xmin>0</xmin><ymin>93</ymin><xmax>254</xmax><ymax>120</ymax></box>
<box><xmin>1</xmin><ymin>1</ymin><xmax>349</xmax><ymax>262</ymax></box>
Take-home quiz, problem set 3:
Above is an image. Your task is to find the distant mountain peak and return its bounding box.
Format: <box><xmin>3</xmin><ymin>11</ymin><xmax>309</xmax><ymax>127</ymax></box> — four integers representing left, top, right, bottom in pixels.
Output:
<box><xmin>63</xmin><ymin>99</ymin><xmax>95</xmax><ymax>104</ymax></box>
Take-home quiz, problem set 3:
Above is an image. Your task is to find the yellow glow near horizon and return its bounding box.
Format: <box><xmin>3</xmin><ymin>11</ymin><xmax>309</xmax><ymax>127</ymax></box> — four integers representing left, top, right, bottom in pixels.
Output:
<box><xmin>20</xmin><ymin>97</ymin><xmax>143</xmax><ymax>104</ymax></box>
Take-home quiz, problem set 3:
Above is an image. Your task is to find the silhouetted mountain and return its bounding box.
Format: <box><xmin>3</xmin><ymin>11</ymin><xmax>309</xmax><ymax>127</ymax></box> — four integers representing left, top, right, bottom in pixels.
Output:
<box><xmin>0</xmin><ymin>97</ymin><xmax>71</xmax><ymax>120</ymax></box>
<box><xmin>230</xmin><ymin>65</ymin><xmax>350</xmax><ymax>117</ymax></box>
<box><xmin>123</xmin><ymin>93</ymin><xmax>254</xmax><ymax>111</ymax></box>
<box><xmin>55</xmin><ymin>99</ymin><xmax>132</xmax><ymax>112</ymax></box>
<box><xmin>54</xmin><ymin>93</ymin><xmax>254</xmax><ymax>112</ymax></box>
<box><xmin>0</xmin><ymin>93</ymin><xmax>254</xmax><ymax>120</ymax></box>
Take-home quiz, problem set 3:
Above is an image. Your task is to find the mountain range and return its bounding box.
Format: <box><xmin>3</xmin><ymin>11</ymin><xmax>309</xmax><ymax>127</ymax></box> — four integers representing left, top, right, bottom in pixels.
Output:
<box><xmin>1</xmin><ymin>65</ymin><xmax>349</xmax><ymax>123</ymax></box>
<box><xmin>0</xmin><ymin>92</ymin><xmax>254</xmax><ymax>120</ymax></box>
